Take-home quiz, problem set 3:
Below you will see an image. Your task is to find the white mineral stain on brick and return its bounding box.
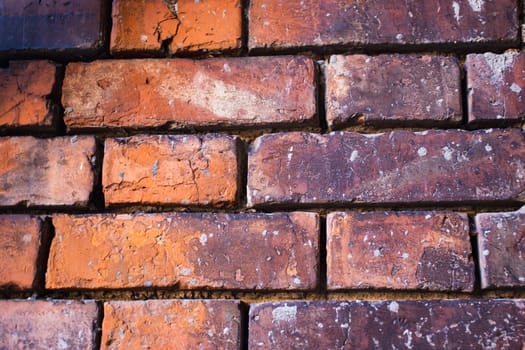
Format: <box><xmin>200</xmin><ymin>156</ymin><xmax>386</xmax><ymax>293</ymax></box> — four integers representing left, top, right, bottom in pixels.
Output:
<box><xmin>140</xmin><ymin>35</ymin><xmax>148</xmax><ymax>43</ymax></box>
<box><xmin>468</xmin><ymin>0</ymin><xmax>484</xmax><ymax>12</ymax></box>
<box><xmin>485</xmin><ymin>144</ymin><xmax>493</xmax><ymax>152</ymax></box>
<box><xmin>388</xmin><ymin>301</ymin><xmax>399</xmax><ymax>313</ymax></box>
<box><xmin>272</xmin><ymin>305</ymin><xmax>297</xmax><ymax>321</ymax></box>
<box><xmin>350</xmin><ymin>150</ymin><xmax>358</xmax><ymax>162</ymax></box>
<box><xmin>510</xmin><ymin>83</ymin><xmax>522</xmax><ymax>94</ymax></box>
<box><xmin>442</xmin><ymin>146</ymin><xmax>453</xmax><ymax>160</ymax></box>
<box><xmin>483</xmin><ymin>52</ymin><xmax>516</xmax><ymax>85</ymax></box>
<box><xmin>21</xmin><ymin>234</ymin><xmax>33</xmax><ymax>243</ymax></box>
<box><xmin>417</xmin><ymin>146</ymin><xmax>428</xmax><ymax>156</ymax></box>
<box><xmin>200</xmin><ymin>233</ymin><xmax>207</xmax><ymax>245</ymax></box>
<box><xmin>452</xmin><ymin>2</ymin><xmax>461</xmax><ymax>22</ymax></box>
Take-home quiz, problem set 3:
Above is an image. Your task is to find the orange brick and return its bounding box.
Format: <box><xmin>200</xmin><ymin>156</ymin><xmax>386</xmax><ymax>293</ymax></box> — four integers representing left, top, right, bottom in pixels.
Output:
<box><xmin>102</xmin><ymin>300</ymin><xmax>240</xmax><ymax>349</ymax></box>
<box><xmin>102</xmin><ymin>134</ymin><xmax>239</xmax><ymax>207</ymax></box>
<box><xmin>111</xmin><ymin>0</ymin><xmax>241</xmax><ymax>54</ymax></box>
<box><xmin>0</xmin><ymin>215</ymin><xmax>45</xmax><ymax>289</ymax></box>
<box><xmin>249</xmin><ymin>0</ymin><xmax>519</xmax><ymax>50</ymax></box>
<box><xmin>327</xmin><ymin>211</ymin><xmax>473</xmax><ymax>291</ymax></box>
<box><xmin>0</xmin><ymin>136</ymin><xmax>96</xmax><ymax>207</ymax></box>
<box><xmin>46</xmin><ymin>212</ymin><xmax>319</xmax><ymax>290</ymax></box>
<box><xmin>0</xmin><ymin>61</ymin><xmax>57</xmax><ymax>129</ymax></box>
<box><xmin>0</xmin><ymin>300</ymin><xmax>99</xmax><ymax>349</ymax></box>
<box><xmin>62</xmin><ymin>57</ymin><xmax>316</xmax><ymax>130</ymax></box>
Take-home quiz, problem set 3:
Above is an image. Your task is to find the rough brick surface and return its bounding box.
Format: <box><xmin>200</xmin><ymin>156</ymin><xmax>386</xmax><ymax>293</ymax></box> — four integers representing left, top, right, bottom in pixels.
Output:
<box><xmin>0</xmin><ymin>61</ymin><xmax>56</xmax><ymax>129</ymax></box>
<box><xmin>111</xmin><ymin>0</ymin><xmax>241</xmax><ymax>54</ymax></box>
<box><xmin>249</xmin><ymin>299</ymin><xmax>525</xmax><ymax>349</ymax></box>
<box><xmin>0</xmin><ymin>300</ymin><xmax>98</xmax><ymax>349</ymax></box>
<box><xmin>0</xmin><ymin>215</ymin><xmax>44</xmax><ymax>289</ymax></box>
<box><xmin>249</xmin><ymin>0</ymin><xmax>518</xmax><ymax>50</ymax></box>
<box><xmin>102</xmin><ymin>300</ymin><xmax>240</xmax><ymax>349</ymax></box>
<box><xmin>467</xmin><ymin>52</ymin><xmax>525</xmax><ymax>122</ymax></box>
<box><xmin>62</xmin><ymin>57</ymin><xmax>316</xmax><ymax>130</ymax></box>
<box><xmin>47</xmin><ymin>212</ymin><xmax>319</xmax><ymax>290</ymax></box>
<box><xmin>0</xmin><ymin>136</ymin><xmax>96</xmax><ymax>207</ymax></box>
<box><xmin>247</xmin><ymin>129</ymin><xmax>525</xmax><ymax>206</ymax></box>
<box><xmin>476</xmin><ymin>208</ymin><xmax>525</xmax><ymax>289</ymax></box>
<box><xmin>0</xmin><ymin>0</ymin><xmax>104</xmax><ymax>54</ymax></box>
<box><xmin>325</xmin><ymin>55</ymin><xmax>461</xmax><ymax>127</ymax></box>
<box><xmin>102</xmin><ymin>134</ymin><xmax>238</xmax><ymax>207</ymax></box>
<box><xmin>327</xmin><ymin>211</ymin><xmax>473</xmax><ymax>291</ymax></box>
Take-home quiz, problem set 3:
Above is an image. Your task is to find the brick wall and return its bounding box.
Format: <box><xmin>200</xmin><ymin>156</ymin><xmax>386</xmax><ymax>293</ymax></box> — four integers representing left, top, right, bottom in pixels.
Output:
<box><xmin>1</xmin><ymin>0</ymin><xmax>525</xmax><ymax>348</ymax></box>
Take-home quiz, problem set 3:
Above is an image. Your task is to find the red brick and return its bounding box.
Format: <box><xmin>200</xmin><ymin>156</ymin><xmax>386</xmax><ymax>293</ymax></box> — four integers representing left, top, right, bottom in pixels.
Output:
<box><xmin>326</xmin><ymin>55</ymin><xmax>461</xmax><ymax>127</ymax></box>
<box><xmin>0</xmin><ymin>0</ymin><xmax>105</xmax><ymax>54</ymax></box>
<box><xmin>327</xmin><ymin>211</ymin><xmax>473</xmax><ymax>291</ymax></box>
<box><xmin>102</xmin><ymin>300</ymin><xmax>240</xmax><ymax>349</ymax></box>
<box><xmin>102</xmin><ymin>134</ymin><xmax>239</xmax><ymax>207</ymax></box>
<box><xmin>0</xmin><ymin>215</ymin><xmax>45</xmax><ymax>289</ymax></box>
<box><xmin>467</xmin><ymin>52</ymin><xmax>525</xmax><ymax>123</ymax></box>
<box><xmin>46</xmin><ymin>212</ymin><xmax>319</xmax><ymax>290</ymax></box>
<box><xmin>248</xmin><ymin>0</ymin><xmax>518</xmax><ymax>50</ymax></box>
<box><xmin>475</xmin><ymin>207</ymin><xmax>525</xmax><ymax>289</ymax></box>
<box><xmin>62</xmin><ymin>57</ymin><xmax>316</xmax><ymax>130</ymax></box>
<box><xmin>0</xmin><ymin>61</ymin><xmax>57</xmax><ymax>129</ymax></box>
<box><xmin>111</xmin><ymin>0</ymin><xmax>241</xmax><ymax>54</ymax></box>
<box><xmin>247</xmin><ymin>129</ymin><xmax>525</xmax><ymax>206</ymax></box>
<box><xmin>0</xmin><ymin>299</ymin><xmax>98</xmax><ymax>349</ymax></box>
<box><xmin>0</xmin><ymin>136</ymin><xmax>96</xmax><ymax>207</ymax></box>
<box><xmin>249</xmin><ymin>299</ymin><xmax>525</xmax><ymax>348</ymax></box>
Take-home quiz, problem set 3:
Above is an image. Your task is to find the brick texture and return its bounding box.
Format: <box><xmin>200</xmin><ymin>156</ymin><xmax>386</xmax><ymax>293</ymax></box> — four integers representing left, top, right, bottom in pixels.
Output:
<box><xmin>0</xmin><ymin>215</ymin><xmax>45</xmax><ymax>289</ymax></box>
<box><xmin>467</xmin><ymin>52</ymin><xmax>525</xmax><ymax>123</ymax></box>
<box><xmin>327</xmin><ymin>211</ymin><xmax>473</xmax><ymax>291</ymax></box>
<box><xmin>102</xmin><ymin>300</ymin><xmax>240</xmax><ymax>349</ymax></box>
<box><xmin>62</xmin><ymin>57</ymin><xmax>316</xmax><ymax>130</ymax></box>
<box><xmin>476</xmin><ymin>208</ymin><xmax>525</xmax><ymax>289</ymax></box>
<box><xmin>0</xmin><ymin>0</ymin><xmax>105</xmax><ymax>54</ymax></box>
<box><xmin>249</xmin><ymin>299</ymin><xmax>525</xmax><ymax>349</ymax></box>
<box><xmin>247</xmin><ymin>129</ymin><xmax>525</xmax><ymax>206</ymax></box>
<box><xmin>0</xmin><ymin>61</ymin><xmax>57</xmax><ymax>129</ymax></box>
<box><xmin>0</xmin><ymin>300</ymin><xmax>99</xmax><ymax>349</ymax></box>
<box><xmin>102</xmin><ymin>134</ymin><xmax>239</xmax><ymax>207</ymax></box>
<box><xmin>47</xmin><ymin>212</ymin><xmax>319</xmax><ymax>290</ymax></box>
<box><xmin>0</xmin><ymin>136</ymin><xmax>96</xmax><ymax>207</ymax></box>
<box><xmin>111</xmin><ymin>0</ymin><xmax>241</xmax><ymax>54</ymax></box>
<box><xmin>325</xmin><ymin>54</ymin><xmax>461</xmax><ymax>127</ymax></box>
<box><xmin>248</xmin><ymin>0</ymin><xmax>518</xmax><ymax>50</ymax></box>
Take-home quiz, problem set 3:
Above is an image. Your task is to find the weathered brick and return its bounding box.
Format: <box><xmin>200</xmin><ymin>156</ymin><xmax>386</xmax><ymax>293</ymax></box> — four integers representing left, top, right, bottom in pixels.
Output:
<box><xmin>326</xmin><ymin>55</ymin><xmax>461</xmax><ymax>127</ymax></box>
<box><xmin>0</xmin><ymin>136</ymin><xmax>96</xmax><ymax>207</ymax></box>
<box><xmin>0</xmin><ymin>61</ymin><xmax>57</xmax><ymax>129</ymax></box>
<box><xmin>0</xmin><ymin>0</ymin><xmax>105</xmax><ymax>55</ymax></box>
<box><xmin>111</xmin><ymin>0</ymin><xmax>241</xmax><ymax>54</ymax></box>
<box><xmin>103</xmin><ymin>134</ymin><xmax>238</xmax><ymax>207</ymax></box>
<box><xmin>476</xmin><ymin>207</ymin><xmax>525</xmax><ymax>289</ymax></box>
<box><xmin>0</xmin><ymin>300</ymin><xmax>98</xmax><ymax>349</ymax></box>
<box><xmin>102</xmin><ymin>300</ymin><xmax>240</xmax><ymax>349</ymax></box>
<box><xmin>247</xmin><ymin>129</ymin><xmax>525</xmax><ymax>206</ymax></box>
<box><xmin>249</xmin><ymin>299</ymin><xmax>525</xmax><ymax>349</ymax></box>
<box><xmin>0</xmin><ymin>215</ymin><xmax>45</xmax><ymax>289</ymax></box>
<box><xmin>467</xmin><ymin>52</ymin><xmax>525</xmax><ymax>122</ymax></box>
<box><xmin>47</xmin><ymin>212</ymin><xmax>319</xmax><ymax>290</ymax></box>
<box><xmin>327</xmin><ymin>211</ymin><xmax>473</xmax><ymax>291</ymax></box>
<box><xmin>249</xmin><ymin>0</ymin><xmax>518</xmax><ymax>50</ymax></box>
<box><xmin>62</xmin><ymin>56</ymin><xmax>316</xmax><ymax>130</ymax></box>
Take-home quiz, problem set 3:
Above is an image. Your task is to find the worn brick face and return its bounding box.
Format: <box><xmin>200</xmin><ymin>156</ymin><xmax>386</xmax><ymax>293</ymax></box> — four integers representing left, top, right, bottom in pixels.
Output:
<box><xmin>111</xmin><ymin>0</ymin><xmax>241</xmax><ymax>54</ymax></box>
<box><xmin>0</xmin><ymin>136</ymin><xmax>96</xmax><ymax>207</ymax></box>
<box><xmin>0</xmin><ymin>215</ymin><xmax>44</xmax><ymax>289</ymax></box>
<box><xmin>249</xmin><ymin>0</ymin><xmax>518</xmax><ymax>50</ymax></box>
<box><xmin>476</xmin><ymin>208</ymin><xmax>525</xmax><ymax>289</ymax></box>
<box><xmin>247</xmin><ymin>129</ymin><xmax>525</xmax><ymax>206</ymax></box>
<box><xmin>0</xmin><ymin>0</ymin><xmax>104</xmax><ymax>54</ymax></box>
<box><xmin>327</xmin><ymin>211</ymin><xmax>473</xmax><ymax>291</ymax></box>
<box><xmin>249</xmin><ymin>299</ymin><xmax>525</xmax><ymax>349</ymax></box>
<box><xmin>467</xmin><ymin>52</ymin><xmax>525</xmax><ymax>122</ymax></box>
<box><xmin>47</xmin><ymin>212</ymin><xmax>319</xmax><ymax>290</ymax></box>
<box><xmin>102</xmin><ymin>134</ymin><xmax>238</xmax><ymax>207</ymax></box>
<box><xmin>0</xmin><ymin>300</ymin><xmax>98</xmax><ymax>349</ymax></box>
<box><xmin>62</xmin><ymin>57</ymin><xmax>316</xmax><ymax>130</ymax></box>
<box><xmin>325</xmin><ymin>55</ymin><xmax>462</xmax><ymax>127</ymax></box>
<box><xmin>0</xmin><ymin>61</ymin><xmax>56</xmax><ymax>129</ymax></box>
<box><xmin>102</xmin><ymin>300</ymin><xmax>240</xmax><ymax>349</ymax></box>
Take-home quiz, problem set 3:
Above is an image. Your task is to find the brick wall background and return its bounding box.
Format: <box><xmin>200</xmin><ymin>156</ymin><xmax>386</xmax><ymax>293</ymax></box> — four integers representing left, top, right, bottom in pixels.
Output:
<box><xmin>1</xmin><ymin>0</ymin><xmax>525</xmax><ymax>348</ymax></box>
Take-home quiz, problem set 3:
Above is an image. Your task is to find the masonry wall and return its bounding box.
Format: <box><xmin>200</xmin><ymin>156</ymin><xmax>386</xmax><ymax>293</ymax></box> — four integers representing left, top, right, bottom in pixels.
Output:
<box><xmin>1</xmin><ymin>0</ymin><xmax>525</xmax><ymax>349</ymax></box>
